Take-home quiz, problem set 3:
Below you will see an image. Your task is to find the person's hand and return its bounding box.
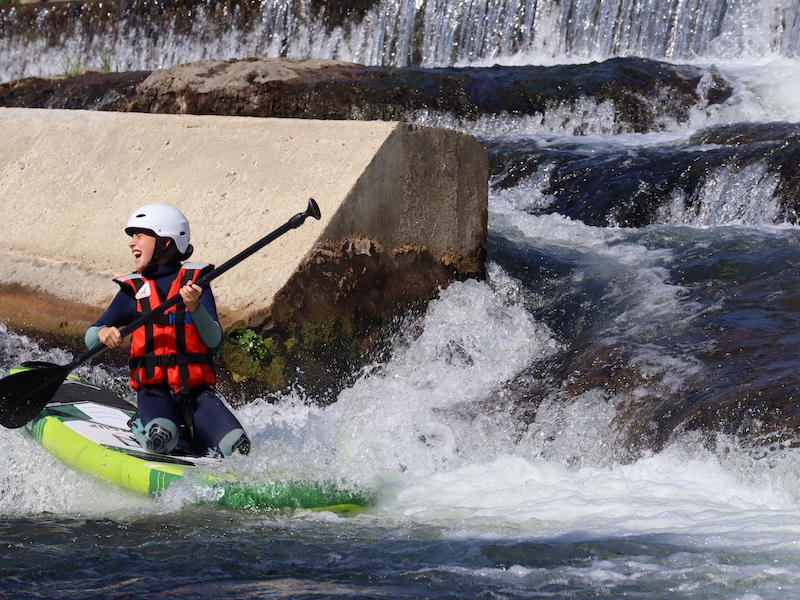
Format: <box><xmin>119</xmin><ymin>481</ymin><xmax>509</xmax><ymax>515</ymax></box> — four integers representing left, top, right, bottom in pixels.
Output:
<box><xmin>99</xmin><ymin>326</ymin><xmax>123</xmax><ymax>349</ymax></box>
<box><xmin>180</xmin><ymin>282</ymin><xmax>202</xmax><ymax>312</ymax></box>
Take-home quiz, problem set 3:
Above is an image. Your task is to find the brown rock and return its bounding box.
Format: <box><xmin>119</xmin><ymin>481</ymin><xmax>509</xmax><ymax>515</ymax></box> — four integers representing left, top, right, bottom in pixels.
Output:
<box><xmin>133</xmin><ymin>58</ymin><xmax>374</xmax><ymax>118</ymax></box>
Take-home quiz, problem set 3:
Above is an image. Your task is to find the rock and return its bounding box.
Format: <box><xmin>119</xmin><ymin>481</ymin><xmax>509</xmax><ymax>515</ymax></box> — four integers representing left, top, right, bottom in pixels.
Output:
<box><xmin>1</xmin><ymin>57</ymin><xmax>733</xmax><ymax>135</ymax></box>
<box><xmin>0</xmin><ymin>71</ymin><xmax>149</xmax><ymax>110</ymax></box>
<box><xmin>129</xmin><ymin>57</ymin><xmax>729</xmax><ymax>133</ymax></box>
<box><xmin>134</xmin><ymin>58</ymin><xmax>371</xmax><ymax>117</ymax></box>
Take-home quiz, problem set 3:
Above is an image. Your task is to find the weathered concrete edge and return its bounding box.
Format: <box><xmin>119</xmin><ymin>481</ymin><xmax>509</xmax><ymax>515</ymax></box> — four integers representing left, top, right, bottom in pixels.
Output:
<box><xmin>322</xmin><ymin>123</ymin><xmax>488</xmax><ymax>258</ymax></box>
<box><xmin>253</xmin><ymin>122</ymin><xmax>489</xmax><ymax>335</ymax></box>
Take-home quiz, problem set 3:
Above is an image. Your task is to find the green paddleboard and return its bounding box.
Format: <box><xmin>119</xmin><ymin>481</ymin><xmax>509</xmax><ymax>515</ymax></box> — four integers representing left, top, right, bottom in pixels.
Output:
<box><xmin>9</xmin><ymin>365</ymin><xmax>371</xmax><ymax>513</ymax></box>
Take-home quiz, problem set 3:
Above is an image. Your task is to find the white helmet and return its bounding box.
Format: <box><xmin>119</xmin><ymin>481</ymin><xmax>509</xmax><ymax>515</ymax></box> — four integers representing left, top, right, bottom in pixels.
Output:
<box><xmin>125</xmin><ymin>204</ymin><xmax>192</xmax><ymax>255</ymax></box>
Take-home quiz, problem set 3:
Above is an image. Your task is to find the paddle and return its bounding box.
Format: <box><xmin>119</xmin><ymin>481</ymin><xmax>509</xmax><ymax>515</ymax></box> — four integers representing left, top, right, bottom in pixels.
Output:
<box><xmin>0</xmin><ymin>198</ymin><xmax>322</xmax><ymax>429</ymax></box>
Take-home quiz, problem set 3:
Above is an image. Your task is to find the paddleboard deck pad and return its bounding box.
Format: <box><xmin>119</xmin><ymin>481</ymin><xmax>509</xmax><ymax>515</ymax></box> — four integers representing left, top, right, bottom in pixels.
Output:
<box><xmin>10</xmin><ymin>364</ymin><xmax>371</xmax><ymax>513</ymax></box>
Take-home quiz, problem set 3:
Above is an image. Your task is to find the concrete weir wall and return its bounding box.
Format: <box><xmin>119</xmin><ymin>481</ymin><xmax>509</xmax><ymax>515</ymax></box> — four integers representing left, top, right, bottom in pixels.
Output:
<box><xmin>0</xmin><ymin>107</ymin><xmax>488</xmax><ymax>340</ymax></box>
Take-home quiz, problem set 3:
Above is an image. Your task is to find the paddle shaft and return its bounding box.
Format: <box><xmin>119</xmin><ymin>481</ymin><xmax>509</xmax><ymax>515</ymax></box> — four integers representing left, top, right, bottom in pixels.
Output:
<box><xmin>68</xmin><ymin>198</ymin><xmax>321</xmax><ymax>371</ymax></box>
<box><xmin>0</xmin><ymin>198</ymin><xmax>320</xmax><ymax>429</ymax></box>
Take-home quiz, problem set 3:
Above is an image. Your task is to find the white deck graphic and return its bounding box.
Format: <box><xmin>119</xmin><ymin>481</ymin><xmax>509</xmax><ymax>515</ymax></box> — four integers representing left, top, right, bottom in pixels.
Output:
<box><xmin>52</xmin><ymin>401</ymin><xmax>217</xmax><ymax>466</ymax></box>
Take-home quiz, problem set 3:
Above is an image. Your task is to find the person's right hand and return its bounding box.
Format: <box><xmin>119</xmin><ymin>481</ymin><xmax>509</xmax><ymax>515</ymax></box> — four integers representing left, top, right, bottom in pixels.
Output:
<box><xmin>99</xmin><ymin>326</ymin><xmax>123</xmax><ymax>349</ymax></box>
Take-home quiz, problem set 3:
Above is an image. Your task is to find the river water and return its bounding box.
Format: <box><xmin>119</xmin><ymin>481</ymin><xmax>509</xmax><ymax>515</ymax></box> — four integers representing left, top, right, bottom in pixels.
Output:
<box><xmin>4</xmin><ymin>0</ymin><xmax>800</xmax><ymax>598</ymax></box>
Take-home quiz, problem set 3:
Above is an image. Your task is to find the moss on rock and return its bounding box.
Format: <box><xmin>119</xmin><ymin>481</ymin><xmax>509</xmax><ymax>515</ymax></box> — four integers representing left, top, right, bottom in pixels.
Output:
<box><xmin>219</xmin><ymin>322</ymin><xmax>288</xmax><ymax>390</ymax></box>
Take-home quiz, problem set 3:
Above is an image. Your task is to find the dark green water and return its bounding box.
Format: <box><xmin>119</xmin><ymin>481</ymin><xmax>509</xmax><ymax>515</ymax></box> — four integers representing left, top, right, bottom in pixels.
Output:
<box><xmin>6</xmin><ymin>507</ymin><xmax>800</xmax><ymax>599</ymax></box>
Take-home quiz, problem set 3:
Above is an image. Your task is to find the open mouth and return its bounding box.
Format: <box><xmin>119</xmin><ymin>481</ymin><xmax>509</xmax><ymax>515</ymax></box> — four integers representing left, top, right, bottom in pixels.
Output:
<box><xmin>133</xmin><ymin>250</ymin><xmax>142</xmax><ymax>260</ymax></box>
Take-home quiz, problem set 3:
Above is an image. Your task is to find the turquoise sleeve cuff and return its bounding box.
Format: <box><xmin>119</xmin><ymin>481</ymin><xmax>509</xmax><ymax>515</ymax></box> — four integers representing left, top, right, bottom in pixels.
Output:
<box><xmin>85</xmin><ymin>325</ymin><xmax>103</xmax><ymax>350</ymax></box>
<box><xmin>190</xmin><ymin>304</ymin><xmax>223</xmax><ymax>350</ymax></box>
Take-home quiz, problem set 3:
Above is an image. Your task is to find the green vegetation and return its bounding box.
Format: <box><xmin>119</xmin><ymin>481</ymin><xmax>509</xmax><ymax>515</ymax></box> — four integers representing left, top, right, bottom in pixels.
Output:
<box><xmin>219</xmin><ymin>317</ymin><xmax>365</xmax><ymax>402</ymax></box>
<box><xmin>99</xmin><ymin>49</ymin><xmax>115</xmax><ymax>73</ymax></box>
<box><xmin>61</xmin><ymin>54</ymin><xmax>83</xmax><ymax>78</ymax></box>
<box><xmin>220</xmin><ymin>324</ymin><xmax>287</xmax><ymax>391</ymax></box>
<box><xmin>59</xmin><ymin>49</ymin><xmax>116</xmax><ymax>78</ymax></box>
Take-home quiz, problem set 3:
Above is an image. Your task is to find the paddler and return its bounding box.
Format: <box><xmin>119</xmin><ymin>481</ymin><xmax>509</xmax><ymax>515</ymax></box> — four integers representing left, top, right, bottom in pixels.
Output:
<box><xmin>85</xmin><ymin>204</ymin><xmax>250</xmax><ymax>457</ymax></box>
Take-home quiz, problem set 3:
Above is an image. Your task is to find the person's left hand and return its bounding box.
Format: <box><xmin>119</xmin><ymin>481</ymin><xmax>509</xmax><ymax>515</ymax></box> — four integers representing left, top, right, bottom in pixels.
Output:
<box><xmin>180</xmin><ymin>282</ymin><xmax>202</xmax><ymax>312</ymax></box>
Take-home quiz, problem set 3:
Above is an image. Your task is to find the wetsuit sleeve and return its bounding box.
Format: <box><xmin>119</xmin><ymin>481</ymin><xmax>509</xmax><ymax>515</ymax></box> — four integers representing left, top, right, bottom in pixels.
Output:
<box><xmin>190</xmin><ymin>285</ymin><xmax>222</xmax><ymax>349</ymax></box>
<box><xmin>199</xmin><ymin>282</ymin><xmax>219</xmax><ymax>320</ymax></box>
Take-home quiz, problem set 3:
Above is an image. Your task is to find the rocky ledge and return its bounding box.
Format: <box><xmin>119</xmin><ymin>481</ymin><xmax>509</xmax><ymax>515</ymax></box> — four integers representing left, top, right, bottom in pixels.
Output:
<box><xmin>0</xmin><ymin>56</ymin><xmax>731</xmax><ymax>133</ymax></box>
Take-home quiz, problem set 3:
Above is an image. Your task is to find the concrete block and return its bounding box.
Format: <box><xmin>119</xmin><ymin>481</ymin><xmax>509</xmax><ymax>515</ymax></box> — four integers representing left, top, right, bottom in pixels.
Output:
<box><xmin>0</xmin><ymin>107</ymin><xmax>487</xmax><ymax>338</ymax></box>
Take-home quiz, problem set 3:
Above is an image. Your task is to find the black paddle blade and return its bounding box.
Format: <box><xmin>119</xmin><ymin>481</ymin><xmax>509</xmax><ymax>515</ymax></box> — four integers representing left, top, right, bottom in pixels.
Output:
<box><xmin>0</xmin><ymin>362</ymin><xmax>71</xmax><ymax>428</ymax></box>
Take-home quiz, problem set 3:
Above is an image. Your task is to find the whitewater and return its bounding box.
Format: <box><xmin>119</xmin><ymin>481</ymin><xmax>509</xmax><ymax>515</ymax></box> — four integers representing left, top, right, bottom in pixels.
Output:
<box><xmin>4</xmin><ymin>253</ymin><xmax>800</xmax><ymax>596</ymax></box>
<box><xmin>3</xmin><ymin>0</ymin><xmax>800</xmax><ymax>596</ymax></box>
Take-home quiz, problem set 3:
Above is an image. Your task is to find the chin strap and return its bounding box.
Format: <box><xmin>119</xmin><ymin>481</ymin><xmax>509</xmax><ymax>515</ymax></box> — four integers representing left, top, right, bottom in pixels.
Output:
<box><xmin>154</xmin><ymin>236</ymin><xmax>178</xmax><ymax>261</ymax></box>
<box><xmin>141</xmin><ymin>236</ymin><xmax>178</xmax><ymax>277</ymax></box>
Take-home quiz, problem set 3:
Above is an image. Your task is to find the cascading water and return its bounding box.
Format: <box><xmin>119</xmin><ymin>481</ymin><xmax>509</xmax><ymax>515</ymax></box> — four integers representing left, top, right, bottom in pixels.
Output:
<box><xmin>0</xmin><ymin>0</ymin><xmax>799</xmax><ymax>81</ymax></box>
<box><xmin>4</xmin><ymin>0</ymin><xmax>800</xmax><ymax>597</ymax></box>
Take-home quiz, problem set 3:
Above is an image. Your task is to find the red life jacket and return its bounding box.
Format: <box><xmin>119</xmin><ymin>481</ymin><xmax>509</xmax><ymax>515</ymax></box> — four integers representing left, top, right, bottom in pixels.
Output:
<box><xmin>115</xmin><ymin>263</ymin><xmax>217</xmax><ymax>396</ymax></box>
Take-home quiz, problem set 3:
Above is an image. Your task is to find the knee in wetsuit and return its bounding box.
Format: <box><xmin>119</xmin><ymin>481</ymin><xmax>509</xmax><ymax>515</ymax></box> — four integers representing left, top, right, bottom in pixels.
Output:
<box><xmin>130</xmin><ymin>416</ymin><xmax>179</xmax><ymax>455</ymax></box>
<box><xmin>216</xmin><ymin>428</ymin><xmax>251</xmax><ymax>457</ymax></box>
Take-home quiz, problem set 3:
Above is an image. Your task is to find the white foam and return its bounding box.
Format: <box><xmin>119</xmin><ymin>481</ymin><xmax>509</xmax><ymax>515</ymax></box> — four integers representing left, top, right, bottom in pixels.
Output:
<box><xmin>322</xmin><ymin>278</ymin><xmax>557</xmax><ymax>478</ymax></box>
<box><xmin>379</xmin><ymin>441</ymin><xmax>800</xmax><ymax>546</ymax></box>
<box><xmin>0</xmin><ymin>424</ymin><xmax>153</xmax><ymax>518</ymax></box>
<box><xmin>688</xmin><ymin>59</ymin><xmax>800</xmax><ymax>127</ymax></box>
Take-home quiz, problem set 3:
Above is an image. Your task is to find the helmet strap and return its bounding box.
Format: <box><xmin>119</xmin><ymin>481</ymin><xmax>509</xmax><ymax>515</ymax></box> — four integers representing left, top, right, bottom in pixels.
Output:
<box><xmin>154</xmin><ymin>236</ymin><xmax>179</xmax><ymax>262</ymax></box>
<box><xmin>142</xmin><ymin>236</ymin><xmax>178</xmax><ymax>276</ymax></box>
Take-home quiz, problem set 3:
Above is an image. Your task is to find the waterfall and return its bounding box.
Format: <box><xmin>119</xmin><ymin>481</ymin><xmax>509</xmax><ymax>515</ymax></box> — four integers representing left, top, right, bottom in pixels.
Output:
<box><xmin>0</xmin><ymin>0</ymin><xmax>799</xmax><ymax>81</ymax></box>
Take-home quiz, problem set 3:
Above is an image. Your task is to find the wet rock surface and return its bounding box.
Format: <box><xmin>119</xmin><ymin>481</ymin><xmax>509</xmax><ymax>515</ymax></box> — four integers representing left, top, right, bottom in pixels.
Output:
<box><xmin>129</xmin><ymin>56</ymin><xmax>723</xmax><ymax>133</ymax></box>
<box><xmin>0</xmin><ymin>70</ymin><xmax>149</xmax><ymax>110</ymax></box>
<box><xmin>489</xmin><ymin>120</ymin><xmax>800</xmax><ymax>227</ymax></box>
<box><xmin>1</xmin><ymin>56</ymin><xmax>731</xmax><ymax>132</ymax></box>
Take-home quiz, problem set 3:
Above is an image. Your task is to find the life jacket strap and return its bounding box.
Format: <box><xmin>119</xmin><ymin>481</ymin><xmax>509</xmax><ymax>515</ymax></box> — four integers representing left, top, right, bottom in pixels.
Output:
<box><xmin>130</xmin><ymin>353</ymin><xmax>214</xmax><ymax>370</ymax></box>
<box><xmin>150</xmin><ymin>312</ymin><xmax>195</xmax><ymax>325</ymax></box>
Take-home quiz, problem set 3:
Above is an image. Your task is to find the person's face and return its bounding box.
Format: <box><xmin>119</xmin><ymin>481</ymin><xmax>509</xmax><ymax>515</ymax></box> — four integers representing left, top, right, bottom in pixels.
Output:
<box><xmin>129</xmin><ymin>230</ymin><xmax>156</xmax><ymax>273</ymax></box>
